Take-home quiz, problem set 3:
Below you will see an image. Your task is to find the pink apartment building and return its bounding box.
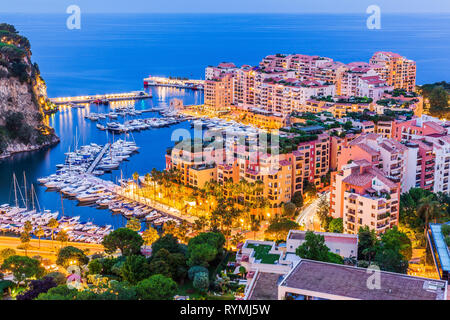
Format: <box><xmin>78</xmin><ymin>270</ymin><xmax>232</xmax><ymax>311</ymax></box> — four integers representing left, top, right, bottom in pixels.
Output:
<box><xmin>330</xmin><ymin>160</ymin><xmax>400</xmax><ymax>235</ymax></box>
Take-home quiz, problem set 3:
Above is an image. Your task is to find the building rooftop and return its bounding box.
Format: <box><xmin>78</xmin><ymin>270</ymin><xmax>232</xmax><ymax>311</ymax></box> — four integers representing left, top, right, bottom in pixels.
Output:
<box><xmin>280</xmin><ymin>259</ymin><xmax>447</xmax><ymax>300</ymax></box>
<box><xmin>288</xmin><ymin>230</ymin><xmax>358</xmax><ymax>245</ymax></box>
<box><xmin>247</xmin><ymin>272</ymin><xmax>284</xmax><ymax>300</ymax></box>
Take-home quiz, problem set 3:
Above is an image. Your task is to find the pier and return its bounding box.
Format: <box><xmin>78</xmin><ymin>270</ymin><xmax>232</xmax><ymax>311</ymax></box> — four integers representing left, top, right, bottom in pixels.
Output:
<box><xmin>50</xmin><ymin>91</ymin><xmax>152</xmax><ymax>105</ymax></box>
<box><xmin>87</xmin><ymin>143</ymin><xmax>111</xmax><ymax>174</ymax></box>
<box><xmin>143</xmin><ymin>76</ymin><xmax>204</xmax><ymax>90</ymax></box>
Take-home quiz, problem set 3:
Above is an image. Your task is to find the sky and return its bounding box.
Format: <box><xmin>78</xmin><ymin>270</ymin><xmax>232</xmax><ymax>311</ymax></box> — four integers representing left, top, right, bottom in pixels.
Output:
<box><xmin>1</xmin><ymin>0</ymin><xmax>450</xmax><ymax>14</ymax></box>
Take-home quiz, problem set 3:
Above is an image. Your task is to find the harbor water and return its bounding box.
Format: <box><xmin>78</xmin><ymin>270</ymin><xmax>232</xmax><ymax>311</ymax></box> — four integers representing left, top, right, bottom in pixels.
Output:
<box><xmin>0</xmin><ymin>87</ymin><xmax>202</xmax><ymax>228</ymax></box>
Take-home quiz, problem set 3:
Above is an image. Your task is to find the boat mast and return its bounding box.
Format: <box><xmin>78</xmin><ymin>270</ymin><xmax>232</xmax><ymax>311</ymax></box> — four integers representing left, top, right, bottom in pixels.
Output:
<box><xmin>32</xmin><ymin>185</ymin><xmax>41</xmax><ymax>212</ymax></box>
<box><xmin>23</xmin><ymin>171</ymin><xmax>28</xmax><ymax>209</ymax></box>
<box><xmin>13</xmin><ymin>173</ymin><xmax>18</xmax><ymax>208</ymax></box>
<box><xmin>31</xmin><ymin>184</ymin><xmax>35</xmax><ymax>210</ymax></box>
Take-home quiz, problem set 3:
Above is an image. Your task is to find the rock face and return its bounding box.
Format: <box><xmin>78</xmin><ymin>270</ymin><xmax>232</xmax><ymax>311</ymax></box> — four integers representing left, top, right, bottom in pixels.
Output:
<box><xmin>0</xmin><ymin>23</ymin><xmax>59</xmax><ymax>157</ymax></box>
<box><xmin>0</xmin><ymin>75</ymin><xmax>39</xmax><ymax>126</ymax></box>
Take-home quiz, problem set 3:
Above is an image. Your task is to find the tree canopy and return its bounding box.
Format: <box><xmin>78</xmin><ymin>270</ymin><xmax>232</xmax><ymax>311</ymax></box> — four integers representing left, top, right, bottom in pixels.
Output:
<box><xmin>102</xmin><ymin>228</ymin><xmax>144</xmax><ymax>256</ymax></box>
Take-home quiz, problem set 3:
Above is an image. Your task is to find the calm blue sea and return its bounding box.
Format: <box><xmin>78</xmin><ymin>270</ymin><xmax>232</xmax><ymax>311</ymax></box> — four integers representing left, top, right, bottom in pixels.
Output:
<box><xmin>0</xmin><ymin>13</ymin><xmax>449</xmax><ymax>228</ymax></box>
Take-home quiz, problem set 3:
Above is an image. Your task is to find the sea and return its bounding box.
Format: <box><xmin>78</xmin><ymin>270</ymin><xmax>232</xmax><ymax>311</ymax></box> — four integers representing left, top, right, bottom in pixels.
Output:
<box><xmin>0</xmin><ymin>13</ymin><xmax>449</xmax><ymax>228</ymax></box>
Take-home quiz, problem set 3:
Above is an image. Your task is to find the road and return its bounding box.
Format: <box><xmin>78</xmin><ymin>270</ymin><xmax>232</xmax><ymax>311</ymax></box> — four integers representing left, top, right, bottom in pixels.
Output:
<box><xmin>0</xmin><ymin>236</ymin><xmax>104</xmax><ymax>261</ymax></box>
<box><xmin>296</xmin><ymin>192</ymin><xmax>330</xmax><ymax>230</ymax></box>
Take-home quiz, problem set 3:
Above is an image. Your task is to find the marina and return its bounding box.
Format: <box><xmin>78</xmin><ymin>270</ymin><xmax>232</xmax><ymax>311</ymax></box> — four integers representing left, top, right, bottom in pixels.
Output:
<box><xmin>0</xmin><ymin>87</ymin><xmax>203</xmax><ymax>230</ymax></box>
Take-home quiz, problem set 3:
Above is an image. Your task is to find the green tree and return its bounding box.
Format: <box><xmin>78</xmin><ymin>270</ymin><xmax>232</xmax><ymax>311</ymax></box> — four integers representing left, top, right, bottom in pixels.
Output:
<box><xmin>135</xmin><ymin>274</ymin><xmax>177</xmax><ymax>300</ymax></box>
<box><xmin>193</xmin><ymin>272</ymin><xmax>209</xmax><ymax>293</ymax></box>
<box><xmin>188</xmin><ymin>232</ymin><xmax>225</xmax><ymax>255</ymax></box>
<box><xmin>1</xmin><ymin>255</ymin><xmax>44</xmax><ymax>285</ymax></box>
<box><xmin>121</xmin><ymin>255</ymin><xmax>151</xmax><ymax>285</ymax></box>
<box><xmin>429</xmin><ymin>86</ymin><xmax>449</xmax><ymax>118</ymax></box>
<box><xmin>187</xmin><ymin>243</ymin><xmax>217</xmax><ymax>267</ymax></box>
<box><xmin>239</xmin><ymin>266</ymin><xmax>247</xmax><ymax>279</ymax></box>
<box><xmin>150</xmin><ymin>248</ymin><xmax>187</xmax><ymax>281</ymax></box>
<box><xmin>56</xmin><ymin>246</ymin><xmax>89</xmax><ymax>268</ymax></box>
<box><xmin>328</xmin><ymin>218</ymin><xmax>343</xmax><ymax>233</ymax></box>
<box><xmin>87</xmin><ymin>259</ymin><xmax>103</xmax><ymax>275</ymax></box>
<box><xmin>102</xmin><ymin>228</ymin><xmax>144</xmax><ymax>256</ymax></box>
<box><xmin>282</xmin><ymin>202</ymin><xmax>297</xmax><ymax>218</ymax></box>
<box><xmin>151</xmin><ymin>234</ymin><xmax>183</xmax><ymax>255</ymax></box>
<box><xmin>295</xmin><ymin>231</ymin><xmax>343</xmax><ymax>264</ymax></box>
<box><xmin>36</xmin><ymin>285</ymin><xmax>78</xmax><ymax>300</ymax></box>
<box><xmin>357</xmin><ymin>226</ymin><xmax>378</xmax><ymax>262</ymax></box>
<box><xmin>0</xmin><ymin>248</ymin><xmax>16</xmax><ymax>263</ymax></box>
<box><xmin>188</xmin><ymin>265</ymin><xmax>209</xmax><ymax>280</ymax></box>
<box><xmin>291</xmin><ymin>191</ymin><xmax>304</xmax><ymax>208</ymax></box>
<box><xmin>265</xmin><ymin>218</ymin><xmax>300</xmax><ymax>241</ymax></box>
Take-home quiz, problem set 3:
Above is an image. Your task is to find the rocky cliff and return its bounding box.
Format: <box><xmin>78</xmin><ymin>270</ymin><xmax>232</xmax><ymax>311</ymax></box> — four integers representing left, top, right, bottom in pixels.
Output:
<box><xmin>0</xmin><ymin>23</ymin><xmax>58</xmax><ymax>158</ymax></box>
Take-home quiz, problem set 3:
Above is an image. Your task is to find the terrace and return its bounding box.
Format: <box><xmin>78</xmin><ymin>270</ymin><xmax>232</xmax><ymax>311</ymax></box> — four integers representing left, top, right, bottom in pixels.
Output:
<box><xmin>246</xmin><ymin>243</ymin><xmax>280</xmax><ymax>264</ymax></box>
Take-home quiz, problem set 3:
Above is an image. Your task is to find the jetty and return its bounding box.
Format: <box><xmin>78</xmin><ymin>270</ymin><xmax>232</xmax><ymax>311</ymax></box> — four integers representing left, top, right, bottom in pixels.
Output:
<box><xmin>50</xmin><ymin>91</ymin><xmax>152</xmax><ymax>105</ymax></box>
<box><xmin>143</xmin><ymin>76</ymin><xmax>204</xmax><ymax>90</ymax></box>
<box><xmin>87</xmin><ymin>143</ymin><xmax>111</xmax><ymax>174</ymax></box>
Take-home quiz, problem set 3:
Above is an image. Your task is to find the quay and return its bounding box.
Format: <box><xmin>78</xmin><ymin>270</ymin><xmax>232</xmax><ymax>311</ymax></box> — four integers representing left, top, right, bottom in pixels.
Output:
<box><xmin>87</xmin><ymin>143</ymin><xmax>111</xmax><ymax>174</ymax></box>
<box><xmin>0</xmin><ymin>236</ymin><xmax>104</xmax><ymax>261</ymax></box>
<box><xmin>143</xmin><ymin>76</ymin><xmax>204</xmax><ymax>90</ymax></box>
<box><xmin>49</xmin><ymin>91</ymin><xmax>152</xmax><ymax>105</ymax></box>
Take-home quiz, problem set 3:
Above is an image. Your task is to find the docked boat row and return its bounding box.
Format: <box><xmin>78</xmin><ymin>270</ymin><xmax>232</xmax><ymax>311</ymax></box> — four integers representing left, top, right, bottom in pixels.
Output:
<box><xmin>0</xmin><ymin>204</ymin><xmax>113</xmax><ymax>244</ymax></box>
<box><xmin>38</xmin><ymin>170</ymin><xmax>184</xmax><ymax>227</ymax></box>
<box><xmin>98</xmin><ymin>117</ymin><xmax>182</xmax><ymax>132</ymax></box>
<box><xmin>38</xmin><ymin>172</ymin><xmax>118</xmax><ymax>205</ymax></box>
<box><xmin>51</xmin><ymin>139</ymin><xmax>139</xmax><ymax>176</ymax></box>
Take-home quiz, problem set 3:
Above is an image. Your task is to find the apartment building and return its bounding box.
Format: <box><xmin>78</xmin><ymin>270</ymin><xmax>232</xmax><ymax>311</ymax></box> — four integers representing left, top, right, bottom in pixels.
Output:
<box><xmin>204</xmin><ymin>52</ymin><xmax>416</xmax><ymax>115</ymax></box>
<box><xmin>330</xmin><ymin>160</ymin><xmax>400</xmax><ymax>235</ymax></box>
<box><xmin>423</xmin><ymin>135</ymin><xmax>450</xmax><ymax>194</ymax></box>
<box><xmin>357</xmin><ymin>75</ymin><xmax>394</xmax><ymax>101</ymax></box>
<box><xmin>392</xmin><ymin>115</ymin><xmax>448</xmax><ymax>142</ymax></box>
<box><xmin>329</xmin><ymin>134</ymin><xmax>357</xmax><ymax>170</ymax></box>
<box><xmin>204</xmin><ymin>73</ymin><xmax>234</xmax><ymax>111</ymax></box>
<box><xmin>205</xmin><ymin>62</ymin><xmax>237</xmax><ymax>80</ymax></box>
<box><xmin>375</xmin><ymin>120</ymin><xmax>393</xmax><ymax>138</ymax></box>
<box><xmin>165</xmin><ymin>140</ymin><xmax>224</xmax><ymax>189</ymax></box>
<box><xmin>335</xmin><ymin>133</ymin><xmax>424</xmax><ymax>193</ymax></box>
<box><xmin>370</xmin><ymin>51</ymin><xmax>417</xmax><ymax>92</ymax></box>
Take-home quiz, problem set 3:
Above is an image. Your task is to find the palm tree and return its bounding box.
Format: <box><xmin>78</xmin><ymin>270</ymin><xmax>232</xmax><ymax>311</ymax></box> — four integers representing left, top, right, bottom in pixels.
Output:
<box><xmin>23</xmin><ymin>221</ymin><xmax>33</xmax><ymax>234</ymax></box>
<box><xmin>47</xmin><ymin>218</ymin><xmax>59</xmax><ymax>247</ymax></box>
<box><xmin>417</xmin><ymin>194</ymin><xmax>444</xmax><ymax>266</ymax></box>
<box><xmin>126</xmin><ymin>217</ymin><xmax>141</xmax><ymax>232</ymax></box>
<box><xmin>35</xmin><ymin>226</ymin><xmax>45</xmax><ymax>249</ymax></box>
<box><xmin>417</xmin><ymin>194</ymin><xmax>443</xmax><ymax>239</ymax></box>
<box><xmin>55</xmin><ymin>230</ymin><xmax>69</xmax><ymax>248</ymax></box>
<box><xmin>19</xmin><ymin>232</ymin><xmax>31</xmax><ymax>256</ymax></box>
<box><xmin>142</xmin><ymin>227</ymin><xmax>159</xmax><ymax>246</ymax></box>
<box><xmin>250</xmin><ymin>219</ymin><xmax>261</xmax><ymax>239</ymax></box>
<box><xmin>163</xmin><ymin>220</ymin><xmax>177</xmax><ymax>236</ymax></box>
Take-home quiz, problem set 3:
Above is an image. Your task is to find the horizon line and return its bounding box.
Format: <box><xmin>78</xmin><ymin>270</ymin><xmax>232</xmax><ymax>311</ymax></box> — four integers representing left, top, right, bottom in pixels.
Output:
<box><xmin>2</xmin><ymin>11</ymin><xmax>450</xmax><ymax>14</ymax></box>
